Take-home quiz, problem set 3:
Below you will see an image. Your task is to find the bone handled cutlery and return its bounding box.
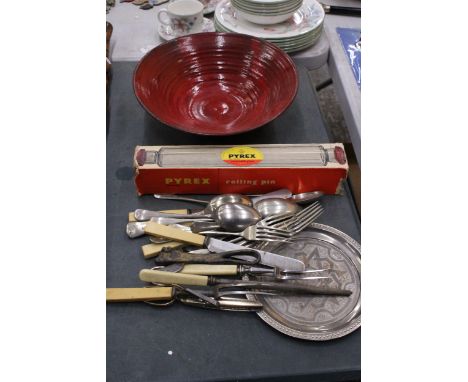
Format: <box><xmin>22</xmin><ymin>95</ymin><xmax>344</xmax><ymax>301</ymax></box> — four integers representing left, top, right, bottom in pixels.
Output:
<box><xmin>106</xmin><ymin>287</ymin><xmax>174</xmax><ymax>302</ymax></box>
<box><xmin>106</xmin><ymin>287</ymin><xmax>263</xmax><ymax>311</ymax></box>
<box><xmin>153</xmin><ymin>248</ymin><xmax>262</xmax><ymax>265</ymax></box>
<box><xmin>139</xmin><ymin>269</ymin><xmax>352</xmax><ymax>296</ymax></box>
<box><xmin>135</xmin><ymin>203</ymin><xmax>261</xmax><ymax>233</ymax></box>
<box><xmin>126</xmin><ymin>219</ymin><xmax>202</xmax><ymax>239</ymax></box>
<box><xmin>132</xmin><ymin>208</ymin><xmax>192</xmax><ymax>221</ymax></box>
<box><xmin>154</xmin><ymin>261</ymin><xmax>331</xmax><ymax>281</ymax></box>
<box><xmin>134</xmin><ymin>208</ymin><xmax>212</xmax><ymax>221</ymax></box>
<box><xmin>143</xmin><ymin>222</ymin><xmax>305</xmax><ymax>271</ymax></box>
<box><xmin>141</xmin><ymin>241</ymin><xmax>185</xmax><ymax>259</ymax></box>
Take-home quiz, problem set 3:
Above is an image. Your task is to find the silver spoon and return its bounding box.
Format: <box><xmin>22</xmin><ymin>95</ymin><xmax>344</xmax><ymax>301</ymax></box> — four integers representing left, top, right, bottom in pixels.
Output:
<box><xmin>192</xmin><ymin>199</ymin><xmax>303</xmax><ymax>232</ymax></box>
<box><xmin>191</xmin><ymin>203</ymin><xmax>262</xmax><ymax>233</ymax></box>
<box><xmin>253</xmin><ymin>198</ymin><xmax>302</xmax><ymax>219</ymax></box>
<box><xmin>136</xmin><ymin>194</ymin><xmax>252</xmax><ymax>221</ymax></box>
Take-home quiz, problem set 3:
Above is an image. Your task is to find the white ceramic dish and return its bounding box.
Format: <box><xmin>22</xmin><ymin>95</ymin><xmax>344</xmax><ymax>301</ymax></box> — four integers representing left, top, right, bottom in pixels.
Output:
<box><xmin>233</xmin><ymin>0</ymin><xmax>302</xmax><ymax>13</ymax></box>
<box><xmin>234</xmin><ymin>8</ymin><xmax>296</xmax><ymax>24</ymax></box>
<box><xmin>215</xmin><ymin>0</ymin><xmax>324</xmax><ymax>39</ymax></box>
<box><xmin>214</xmin><ymin>17</ymin><xmax>323</xmax><ymax>52</ymax></box>
<box><xmin>158</xmin><ymin>17</ymin><xmax>215</xmax><ymax>40</ymax></box>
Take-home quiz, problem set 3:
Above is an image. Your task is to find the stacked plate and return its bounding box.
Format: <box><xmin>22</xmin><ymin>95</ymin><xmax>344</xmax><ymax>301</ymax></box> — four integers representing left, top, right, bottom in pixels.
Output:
<box><xmin>231</xmin><ymin>0</ymin><xmax>303</xmax><ymax>25</ymax></box>
<box><xmin>214</xmin><ymin>0</ymin><xmax>325</xmax><ymax>53</ymax></box>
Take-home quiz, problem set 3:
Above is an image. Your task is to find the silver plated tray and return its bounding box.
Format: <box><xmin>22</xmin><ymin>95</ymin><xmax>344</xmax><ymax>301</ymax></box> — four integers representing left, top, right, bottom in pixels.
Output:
<box><xmin>247</xmin><ymin>223</ymin><xmax>361</xmax><ymax>340</ymax></box>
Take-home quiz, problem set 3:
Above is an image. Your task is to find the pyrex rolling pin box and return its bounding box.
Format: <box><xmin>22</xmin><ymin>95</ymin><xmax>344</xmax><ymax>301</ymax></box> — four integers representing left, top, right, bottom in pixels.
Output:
<box><xmin>134</xmin><ymin>144</ymin><xmax>348</xmax><ymax>195</ymax></box>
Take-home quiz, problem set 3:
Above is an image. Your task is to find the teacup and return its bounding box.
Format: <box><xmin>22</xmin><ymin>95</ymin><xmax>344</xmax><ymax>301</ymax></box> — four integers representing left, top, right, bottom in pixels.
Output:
<box><xmin>158</xmin><ymin>0</ymin><xmax>204</xmax><ymax>36</ymax></box>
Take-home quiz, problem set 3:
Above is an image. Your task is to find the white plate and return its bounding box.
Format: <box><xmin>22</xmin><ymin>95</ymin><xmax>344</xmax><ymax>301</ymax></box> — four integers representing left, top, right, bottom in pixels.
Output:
<box><xmin>233</xmin><ymin>0</ymin><xmax>303</xmax><ymax>13</ymax></box>
<box><xmin>232</xmin><ymin>2</ymin><xmax>302</xmax><ymax>16</ymax></box>
<box><xmin>214</xmin><ymin>11</ymin><xmax>322</xmax><ymax>42</ymax></box>
<box><xmin>158</xmin><ymin>18</ymin><xmax>215</xmax><ymax>41</ymax></box>
<box><xmin>214</xmin><ymin>19</ymin><xmax>322</xmax><ymax>53</ymax></box>
<box><xmin>245</xmin><ymin>0</ymin><xmax>297</xmax><ymax>4</ymax></box>
<box><xmin>215</xmin><ymin>0</ymin><xmax>324</xmax><ymax>40</ymax></box>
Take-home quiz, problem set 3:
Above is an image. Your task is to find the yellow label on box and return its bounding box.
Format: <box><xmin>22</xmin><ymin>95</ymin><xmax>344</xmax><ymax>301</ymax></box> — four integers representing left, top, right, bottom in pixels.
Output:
<box><xmin>221</xmin><ymin>146</ymin><xmax>264</xmax><ymax>166</ymax></box>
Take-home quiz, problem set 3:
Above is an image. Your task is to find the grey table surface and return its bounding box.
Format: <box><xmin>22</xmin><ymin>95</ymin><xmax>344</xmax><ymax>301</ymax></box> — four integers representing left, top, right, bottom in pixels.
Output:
<box><xmin>107</xmin><ymin>61</ymin><xmax>361</xmax><ymax>382</ymax></box>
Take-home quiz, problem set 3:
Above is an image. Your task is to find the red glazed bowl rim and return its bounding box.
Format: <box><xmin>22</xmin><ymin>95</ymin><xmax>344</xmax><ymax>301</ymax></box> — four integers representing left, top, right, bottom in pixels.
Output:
<box><xmin>133</xmin><ymin>32</ymin><xmax>299</xmax><ymax>136</ymax></box>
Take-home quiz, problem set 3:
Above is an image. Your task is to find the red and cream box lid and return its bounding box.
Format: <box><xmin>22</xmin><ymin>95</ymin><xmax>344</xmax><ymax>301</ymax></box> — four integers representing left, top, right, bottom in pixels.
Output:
<box><xmin>134</xmin><ymin>144</ymin><xmax>347</xmax><ymax>169</ymax></box>
<box><xmin>134</xmin><ymin>144</ymin><xmax>348</xmax><ymax>195</ymax></box>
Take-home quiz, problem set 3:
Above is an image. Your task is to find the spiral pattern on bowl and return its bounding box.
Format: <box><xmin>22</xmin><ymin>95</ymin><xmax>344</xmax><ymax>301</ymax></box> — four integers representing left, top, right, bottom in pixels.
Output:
<box><xmin>134</xmin><ymin>33</ymin><xmax>298</xmax><ymax>135</ymax></box>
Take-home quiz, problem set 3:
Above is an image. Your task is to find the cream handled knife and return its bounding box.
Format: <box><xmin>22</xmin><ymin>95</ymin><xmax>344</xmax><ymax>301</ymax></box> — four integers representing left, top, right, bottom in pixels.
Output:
<box><xmin>143</xmin><ymin>222</ymin><xmax>305</xmax><ymax>271</ymax></box>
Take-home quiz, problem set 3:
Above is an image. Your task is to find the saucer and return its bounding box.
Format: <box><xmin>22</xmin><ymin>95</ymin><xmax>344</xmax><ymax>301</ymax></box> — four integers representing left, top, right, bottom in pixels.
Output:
<box><xmin>158</xmin><ymin>18</ymin><xmax>215</xmax><ymax>41</ymax></box>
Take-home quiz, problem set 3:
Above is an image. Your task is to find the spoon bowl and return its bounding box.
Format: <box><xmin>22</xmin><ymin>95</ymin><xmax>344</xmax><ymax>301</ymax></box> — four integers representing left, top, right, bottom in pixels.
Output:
<box><xmin>205</xmin><ymin>194</ymin><xmax>252</xmax><ymax>215</ymax></box>
<box><xmin>191</xmin><ymin>203</ymin><xmax>262</xmax><ymax>233</ymax></box>
<box><xmin>214</xmin><ymin>203</ymin><xmax>262</xmax><ymax>232</ymax></box>
<box><xmin>254</xmin><ymin>198</ymin><xmax>301</xmax><ymax>218</ymax></box>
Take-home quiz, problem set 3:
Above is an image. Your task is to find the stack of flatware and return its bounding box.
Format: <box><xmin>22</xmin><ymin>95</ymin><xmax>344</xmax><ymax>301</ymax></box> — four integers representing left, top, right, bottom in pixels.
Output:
<box><xmin>110</xmin><ymin>189</ymin><xmax>351</xmax><ymax>311</ymax></box>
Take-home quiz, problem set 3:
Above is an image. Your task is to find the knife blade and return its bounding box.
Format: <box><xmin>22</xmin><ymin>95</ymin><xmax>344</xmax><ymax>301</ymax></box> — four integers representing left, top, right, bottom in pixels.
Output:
<box><xmin>143</xmin><ymin>222</ymin><xmax>305</xmax><ymax>271</ymax></box>
<box><xmin>204</xmin><ymin>238</ymin><xmax>305</xmax><ymax>271</ymax></box>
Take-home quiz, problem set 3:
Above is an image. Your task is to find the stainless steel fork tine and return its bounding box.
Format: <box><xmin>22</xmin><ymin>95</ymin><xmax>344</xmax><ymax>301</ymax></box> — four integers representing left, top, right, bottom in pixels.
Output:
<box><xmin>264</xmin><ymin>216</ymin><xmax>298</xmax><ymax>230</ymax></box>
<box><xmin>255</xmin><ymin>225</ymin><xmax>292</xmax><ymax>234</ymax></box>
<box><xmin>287</xmin><ymin>213</ymin><xmax>321</xmax><ymax>234</ymax></box>
<box><xmin>253</xmin><ymin>237</ymin><xmax>291</xmax><ymax>243</ymax></box>
<box><xmin>287</xmin><ymin>205</ymin><xmax>324</xmax><ymax>232</ymax></box>
<box><xmin>288</xmin><ymin>205</ymin><xmax>321</xmax><ymax>225</ymax></box>
<box><xmin>256</xmin><ymin>229</ymin><xmax>292</xmax><ymax>238</ymax></box>
<box><xmin>262</xmin><ymin>211</ymin><xmax>294</xmax><ymax>223</ymax></box>
<box><xmin>255</xmin><ymin>227</ymin><xmax>292</xmax><ymax>237</ymax></box>
<box><xmin>260</xmin><ymin>212</ymin><xmax>296</xmax><ymax>227</ymax></box>
<box><xmin>285</xmin><ymin>202</ymin><xmax>320</xmax><ymax>226</ymax></box>
<box><xmin>285</xmin><ymin>202</ymin><xmax>322</xmax><ymax>226</ymax></box>
<box><xmin>296</xmin><ymin>200</ymin><xmax>320</xmax><ymax>216</ymax></box>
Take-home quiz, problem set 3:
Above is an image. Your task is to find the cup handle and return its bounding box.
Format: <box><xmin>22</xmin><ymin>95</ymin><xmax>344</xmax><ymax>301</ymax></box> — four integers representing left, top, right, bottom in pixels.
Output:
<box><xmin>157</xmin><ymin>9</ymin><xmax>171</xmax><ymax>26</ymax></box>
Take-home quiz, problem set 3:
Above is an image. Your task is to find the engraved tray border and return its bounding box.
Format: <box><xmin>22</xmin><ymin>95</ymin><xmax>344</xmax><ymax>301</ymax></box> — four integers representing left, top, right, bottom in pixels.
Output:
<box><xmin>248</xmin><ymin>223</ymin><xmax>361</xmax><ymax>341</ymax></box>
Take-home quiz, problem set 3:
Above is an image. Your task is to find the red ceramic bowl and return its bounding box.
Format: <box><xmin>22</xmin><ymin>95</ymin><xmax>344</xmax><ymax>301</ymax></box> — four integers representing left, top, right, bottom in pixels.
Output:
<box><xmin>133</xmin><ymin>33</ymin><xmax>298</xmax><ymax>135</ymax></box>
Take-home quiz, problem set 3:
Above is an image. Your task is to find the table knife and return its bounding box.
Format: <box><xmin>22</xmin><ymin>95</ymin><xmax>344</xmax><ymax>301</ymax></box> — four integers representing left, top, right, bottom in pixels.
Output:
<box><xmin>144</xmin><ymin>222</ymin><xmax>305</xmax><ymax>271</ymax></box>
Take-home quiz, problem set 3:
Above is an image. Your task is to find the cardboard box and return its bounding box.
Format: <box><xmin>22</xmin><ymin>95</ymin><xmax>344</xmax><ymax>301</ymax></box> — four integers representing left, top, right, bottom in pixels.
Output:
<box><xmin>134</xmin><ymin>144</ymin><xmax>348</xmax><ymax>195</ymax></box>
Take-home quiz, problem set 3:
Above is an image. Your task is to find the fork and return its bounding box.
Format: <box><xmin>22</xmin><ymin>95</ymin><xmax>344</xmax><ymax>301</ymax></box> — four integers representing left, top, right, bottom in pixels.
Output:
<box><xmin>261</xmin><ymin>201</ymin><xmax>323</xmax><ymax>231</ymax></box>
<box><xmin>199</xmin><ymin>224</ymin><xmax>293</xmax><ymax>241</ymax></box>
<box><xmin>223</xmin><ymin>201</ymin><xmax>324</xmax><ymax>245</ymax></box>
